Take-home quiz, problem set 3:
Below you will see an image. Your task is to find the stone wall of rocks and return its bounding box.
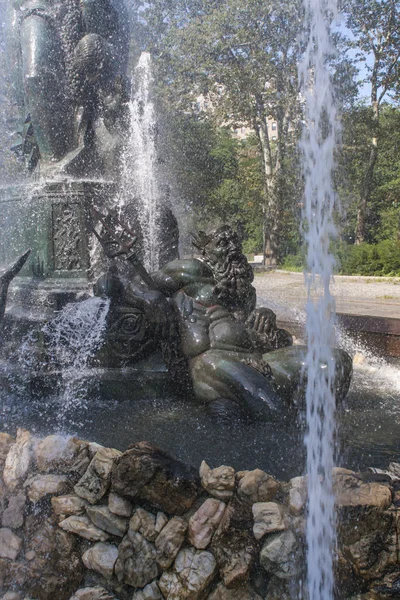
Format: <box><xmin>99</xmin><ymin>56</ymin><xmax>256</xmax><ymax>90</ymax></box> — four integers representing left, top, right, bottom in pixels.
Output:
<box><xmin>0</xmin><ymin>429</ymin><xmax>399</xmax><ymax>600</ymax></box>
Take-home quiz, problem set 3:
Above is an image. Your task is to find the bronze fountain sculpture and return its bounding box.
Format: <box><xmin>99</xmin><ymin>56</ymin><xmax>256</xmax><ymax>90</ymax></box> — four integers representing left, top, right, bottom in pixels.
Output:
<box><xmin>88</xmin><ymin>213</ymin><xmax>352</xmax><ymax>421</ymax></box>
<box><xmin>0</xmin><ymin>0</ymin><xmax>352</xmax><ymax>422</ymax></box>
<box><xmin>0</xmin><ymin>251</ymin><xmax>31</xmax><ymax>326</ymax></box>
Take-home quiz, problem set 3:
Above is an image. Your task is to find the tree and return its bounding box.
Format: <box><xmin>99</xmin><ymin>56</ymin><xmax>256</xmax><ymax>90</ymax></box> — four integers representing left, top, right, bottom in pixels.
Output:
<box><xmin>132</xmin><ymin>0</ymin><xmax>304</xmax><ymax>264</ymax></box>
<box><xmin>345</xmin><ymin>0</ymin><xmax>400</xmax><ymax>244</ymax></box>
<box><xmin>158</xmin><ymin>110</ymin><xmax>268</xmax><ymax>254</ymax></box>
<box><xmin>337</xmin><ymin>104</ymin><xmax>400</xmax><ymax>244</ymax></box>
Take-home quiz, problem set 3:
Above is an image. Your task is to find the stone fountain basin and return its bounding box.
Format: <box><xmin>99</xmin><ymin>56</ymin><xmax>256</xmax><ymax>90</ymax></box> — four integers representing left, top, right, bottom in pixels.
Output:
<box><xmin>0</xmin><ymin>351</ymin><xmax>399</xmax><ymax>482</ymax></box>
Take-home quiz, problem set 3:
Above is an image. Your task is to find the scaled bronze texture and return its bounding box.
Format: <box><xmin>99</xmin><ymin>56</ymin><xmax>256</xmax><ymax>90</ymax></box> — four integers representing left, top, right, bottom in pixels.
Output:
<box><xmin>11</xmin><ymin>0</ymin><xmax>130</xmax><ymax>178</ymax></box>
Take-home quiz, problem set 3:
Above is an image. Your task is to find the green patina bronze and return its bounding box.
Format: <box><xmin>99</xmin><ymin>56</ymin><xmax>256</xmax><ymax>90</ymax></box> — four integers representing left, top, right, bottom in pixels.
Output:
<box><xmin>91</xmin><ymin>221</ymin><xmax>353</xmax><ymax>421</ymax></box>
<box><xmin>11</xmin><ymin>0</ymin><xmax>130</xmax><ymax>177</ymax></box>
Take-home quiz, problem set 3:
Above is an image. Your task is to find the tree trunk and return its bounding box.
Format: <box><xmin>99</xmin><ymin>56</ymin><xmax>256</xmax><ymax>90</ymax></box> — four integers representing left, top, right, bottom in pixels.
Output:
<box><xmin>256</xmin><ymin>117</ymin><xmax>278</xmax><ymax>266</ymax></box>
<box><xmin>355</xmin><ymin>135</ymin><xmax>378</xmax><ymax>244</ymax></box>
<box><xmin>355</xmin><ymin>71</ymin><xmax>380</xmax><ymax>244</ymax></box>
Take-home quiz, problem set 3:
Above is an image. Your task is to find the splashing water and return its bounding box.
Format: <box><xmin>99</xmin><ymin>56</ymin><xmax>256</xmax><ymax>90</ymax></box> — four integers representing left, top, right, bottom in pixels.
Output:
<box><xmin>119</xmin><ymin>52</ymin><xmax>161</xmax><ymax>272</ymax></box>
<box><xmin>258</xmin><ymin>292</ymin><xmax>400</xmax><ymax>403</ymax></box>
<box><xmin>42</xmin><ymin>297</ymin><xmax>110</xmax><ymax>421</ymax></box>
<box><xmin>298</xmin><ymin>0</ymin><xmax>340</xmax><ymax>598</ymax></box>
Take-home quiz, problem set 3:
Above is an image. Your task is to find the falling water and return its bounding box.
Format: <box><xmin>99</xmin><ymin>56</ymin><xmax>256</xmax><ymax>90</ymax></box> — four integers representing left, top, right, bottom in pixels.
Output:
<box><xmin>43</xmin><ymin>297</ymin><xmax>110</xmax><ymax>420</ymax></box>
<box><xmin>298</xmin><ymin>0</ymin><xmax>340</xmax><ymax>598</ymax></box>
<box><xmin>119</xmin><ymin>52</ymin><xmax>161</xmax><ymax>272</ymax></box>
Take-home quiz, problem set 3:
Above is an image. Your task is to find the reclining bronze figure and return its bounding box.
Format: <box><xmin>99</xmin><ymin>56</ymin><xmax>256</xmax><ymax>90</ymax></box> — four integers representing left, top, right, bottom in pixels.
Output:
<box><xmin>91</xmin><ymin>215</ymin><xmax>352</xmax><ymax>421</ymax></box>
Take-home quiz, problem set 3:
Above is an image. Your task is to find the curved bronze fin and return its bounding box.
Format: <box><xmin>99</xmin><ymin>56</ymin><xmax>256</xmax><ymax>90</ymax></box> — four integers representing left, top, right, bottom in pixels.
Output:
<box><xmin>0</xmin><ymin>249</ymin><xmax>31</xmax><ymax>323</ymax></box>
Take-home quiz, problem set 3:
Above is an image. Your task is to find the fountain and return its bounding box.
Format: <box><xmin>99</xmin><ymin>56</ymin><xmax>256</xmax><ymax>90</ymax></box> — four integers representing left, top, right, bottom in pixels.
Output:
<box><xmin>120</xmin><ymin>52</ymin><xmax>162</xmax><ymax>273</ymax></box>
<box><xmin>299</xmin><ymin>0</ymin><xmax>340</xmax><ymax>597</ymax></box>
<box><xmin>0</xmin><ymin>1</ymin><xmax>399</xmax><ymax>599</ymax></box>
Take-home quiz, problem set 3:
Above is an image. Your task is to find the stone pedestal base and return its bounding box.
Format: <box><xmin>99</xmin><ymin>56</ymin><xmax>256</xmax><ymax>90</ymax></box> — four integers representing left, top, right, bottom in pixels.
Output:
<box><xmin>0</xmin><ymin>180</ymin><xmax>116</xmax><ymax>320</ymax></box>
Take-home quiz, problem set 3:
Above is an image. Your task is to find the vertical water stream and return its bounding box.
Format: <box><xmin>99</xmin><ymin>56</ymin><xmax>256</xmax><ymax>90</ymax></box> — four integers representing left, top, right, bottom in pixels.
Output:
<box><xmin>298</xmin><ymin>0</ymin><xmax>340</xmax><ymax>598</ymax></box>
<box><xmin>119</xmin><ymin>52</ymin><xmax>161</xmax><ymax>272</ymax></box>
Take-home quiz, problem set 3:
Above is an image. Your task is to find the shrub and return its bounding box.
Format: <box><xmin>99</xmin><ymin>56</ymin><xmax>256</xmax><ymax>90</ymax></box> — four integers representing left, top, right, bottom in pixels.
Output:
<box><xmin>336</xmin><ymin>240</ymin><xmax>400</xmax><ymax>276</ymax></box>
<box><xmin>279</xmin><ymin>240</ymin><xmax>400</xmax><ymax>276</ymax></box>
<box><xmin>280</xmin><ymin>252</ymin><xmax>305</xmax><ymax>271</ymax></box>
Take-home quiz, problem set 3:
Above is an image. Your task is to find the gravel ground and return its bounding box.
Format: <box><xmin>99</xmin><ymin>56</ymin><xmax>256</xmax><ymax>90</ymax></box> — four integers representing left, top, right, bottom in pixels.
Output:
<box><xmin>253</xmin><ymin>270</ymin><xmax>400</xmax><ymax>320</ymax></box>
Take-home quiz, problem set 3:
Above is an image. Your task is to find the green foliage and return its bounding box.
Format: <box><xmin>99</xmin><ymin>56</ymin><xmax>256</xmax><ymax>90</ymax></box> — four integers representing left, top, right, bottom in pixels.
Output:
<box><xmin>337</xmin><ymin>104</ymin><xmax>400</xmax><ymax>244</ymax></box>
<box><xmin>336</xmin><ymin>240</ymin><xmax>400</xmax><ymax>276</ymax></box>
<box><xmin>344</xmin><ymin>0</ymin><xmax>400</xmax><ymax>242</ymax></box>
<box><xmin>280</xmin><ymin>252</ymin><xmax>305</xmax><ymax>272</ymax></box>
<box><xmin>131</xmin><ymin>0</ymin><xmax>400</xmax><ymax>262</ymax></box>
<box><xmin>345</xmin><ymin>0</ymin><xmax>400</xmax><ymax>100</ymax></box>
<box><xmin>132</xmin><ymin>0</ymin><xmax>306</xmax><ymax>261</ymax></box>
<box><xmin>279</xmin><ymin>240</ymin><xmax>400</xmax><ymax>276</ymax></box>
<box><xmin>158</xmin><ymin>110</ymin><xmax>266</xmax><ymax>251</ymax></box>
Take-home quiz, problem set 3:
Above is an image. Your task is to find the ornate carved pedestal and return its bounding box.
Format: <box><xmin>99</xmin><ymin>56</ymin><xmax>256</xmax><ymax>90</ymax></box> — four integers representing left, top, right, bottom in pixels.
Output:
<box><xmin>0</xmin><ymin>180</ymin><xmax>116</xmax><ymax>326</ymax></box>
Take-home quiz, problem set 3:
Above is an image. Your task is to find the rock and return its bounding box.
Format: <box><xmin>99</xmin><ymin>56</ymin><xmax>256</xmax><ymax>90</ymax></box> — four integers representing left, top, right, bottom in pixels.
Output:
<box><xmin>333</xmin><ymin>471</ymin><xmax>392</xmax><ymax>510</ymax></box>
<box><xmin>86</xmin><ymin>506</ymin><xmax>128</xmax><ymax>537</ymax></box>
<box><xmin>219</xmin><ymin>495</ymin><xmax>253</xmax><ymax>528</ymax></box>
<box><xmin>111</xmin><ymin>442</ymin><xmax>201</xmax><ymax>515</ymax></box>
<box><xmin>210</xmin><ymin>495</ymin><xmax>257</xmax><ymax>588</ymax></box>
<box><xmin>370</xmin><ymin>571</ymin><xmax>400</xmax><ymax>599</ymax></box>
<box><xmin>288</xmin><ymin>476</ymin><xmax>307</xmax><ymax>516</ymax></box>
<box><xmin>388</xmin><ymin>462</ymin><xmax>400</xmax><ymax>478</ymax></box>
<box><xmin>70</xmin><ymin>588</ymin><xmax>116</xmax><ymax>600</ymax></box>
<box><xmin>155</xmin><ymin>516</ymin><xmax>188</xmax><ymax>570</ymax></box>
<box><xmin>333</xmin><ymin>467</ymin><xmax>356</xmax><ymax>476</ymax></box>
<box><xmin>51</xmin><ymin>495</ymin><xmax>88</xmax><ymax>517</ymax></box>
<box><xmin>200</xmin><ymin>461</ymin><xmax>235</xmax><ymax>501</ymax></box>
<box><xmin>2</xmin><ymin>492</ymin><xmax>26</xmax><ymax>529</ymax></box>
<box><xmin>252</xmin><ymin>502</ymin><xmax>286</xmax><ymax>540</ymax></box>
<box><xmin>34</xmin><ymin>435</ymin><xmax>89</xmax><ymax>474</ymax></box>
<box><xmin>0</xmin><ymin>556</ymin><xmax>27</xmax><ymax>589</ymax></box>
<box><xmin>155</xmin><ymin>512</ymin><xmax>168</xmax><ymax>535</ymax></box>
<box><xmin>159</xmin><ymin>547</ymin><xmax>217</xmax><ymax>600</ymax></box>
<box><xmin>337</xmin><ymin>503</ymin><xmax>396</xmax><ymax>589</ymax></box>
<box><xmin>211</xmin><ymin>526</ymin><xmax>258</xmax><ymax>588</ymax></box>
<box><xmin>24</xmin><ymin>517</ymin><xmax>84</xmax><ymax>600</ymax></box>
<box><xmin>343</xmin><ymin>528</ymin><xmax>398</xmax><ymax>581</ymax></box>
<box><xmin>74</xmin><ymin>448</ymin><xmax>121</xmax><ymax>504</ymax></box>
<box><xmin>59</xmin><ymin>516</ymin><xmax>109</xmax><ymax>542</ymax></box>
<box><xmin>237</xmin><ymin>470</ymin><xmax>279</xmax><ymax>504</ymax></box>
<box><xmin>25</xmin><ymin>474</ymin><xmax>71</xmax><ymax>502</ymax></box>
<box><xmin>263</xmin><ymin>575</ymin><xmax>301</xmax><ymax>600</ymax></box>
<box><xmin>115</xmin><ymin>530</ymin><xmax>159</xmax><ymax>588</ymax></box>
<box><xmin>207</xmin><ymin>582</ymin><xmax>263</xmax><ymax>600</ymax></box>
<box><xmin>260</xmin><ymin>530</ymin><xmax>302</xmax><ymax>579</ymax></box>
<box><xmin>3</xmin><ymin>429</ymin><xmax>32</xmax><ymax>491</ymax></box>
<box><xmin>82</xmin><ymin>542</ymin><xmax>118</xmax><ymax>579</ymax></box>
<box><xmin>0</xmin><ymin>479</ymin><xmax>6</xmax><ymax>513</ymax></box>
<box><xmin>129</xmin><ymin>509</ymin><xmax>167</xmax><ymax>541</ymax></box>
<box><xmin>108</xmin><ymin>492</ymin><xmax>132</xmax><ymax>517</ymax></box>
<box><xmin>130</xmin><ymin>508</ymin><xmax>158</xmax><ymax>541</ymax></box>
<box><xmin>0</xmin><ymin>433</ymin><xmax>14</xmax><ymax>467</ymax></box>
<box><xmin>0</xmin><ymin>528</ymin><xmax>23</xmax><ymax>560</ymax></box>
<box><xmin>1</xmin><ymin>593</ymin><xmax>24</xmax><ymax>600</ymax></box>
<box><xmin>87</xmin><ymin>442</ymin><xmax>105</xmax><ymax>457</ymax></box>
<box><xmin>188</xmin><ymin>499</ymin><xmax>226</xmax><ymax>549</ymax></box>
<box><xmin>132</xmin><ymin>582</ymin><xmax>163</xmax><ymax>600</ymax></box>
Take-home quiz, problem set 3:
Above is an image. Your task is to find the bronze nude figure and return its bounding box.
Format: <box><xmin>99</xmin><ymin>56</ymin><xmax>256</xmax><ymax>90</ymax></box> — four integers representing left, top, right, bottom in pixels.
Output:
<box><xmin>91</xmin><ymin>216</ymin><xmax>352</xmax><ymax>421</ymax></box>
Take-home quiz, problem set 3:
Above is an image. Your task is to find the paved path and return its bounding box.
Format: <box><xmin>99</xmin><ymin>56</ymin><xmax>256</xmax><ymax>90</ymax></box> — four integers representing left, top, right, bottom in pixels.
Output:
<box><xmin>253</xmin><ymin>270</ymin><xmax>400</xmax><ymax>321</ymax></box>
